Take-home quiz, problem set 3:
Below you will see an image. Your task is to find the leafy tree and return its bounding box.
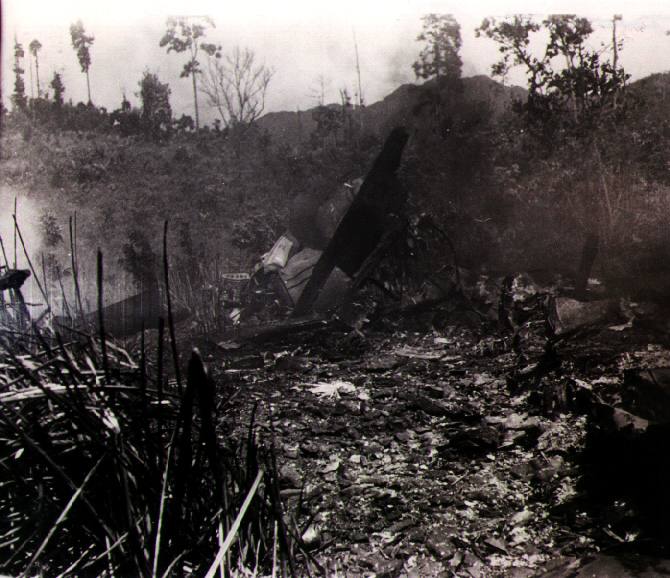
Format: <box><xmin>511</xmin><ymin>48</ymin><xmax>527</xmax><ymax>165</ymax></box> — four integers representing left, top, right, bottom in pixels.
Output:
<box><xmin>12</xmin><ymin>39</ymin><xmax>27</xmax><ymax>111</ymax></box>
<box><xmin>476</xmin><ymin>14</ymin><xmax>631</xmax><ymax>254</ymax></box>
<box><xmin>411</xmin><ymin>14</ymin><xmax>463</xmax><ymax>136</ymax></box>
<box><xmin>69</xmin><ymin>20</ymin><xmax>94</xmax><ymax>104</ymax></box>
<box><xmin>476</xmin><ymin>15</ymin><xmax>628</xmax><ymax>140</ymax></box>
<box><xmin>138</xmin><ymin>70</ymin><xmax>172</xmax><ymax>138</ymax></box>
<box><xmin>175</xmin><ymin>113</ymin><xmax>195</xmax><ymax>132</ymax></box>
<box><xmin>29</xmin><ymin>39</ymin><xmax>42</xmax><ymax>97</ymax></box>
<box><xmin>159</xmin><ymin>16</ymin><xmax>220</xmax><ymax>130</ymax></box>
<box><xmin>110</xmin><ymin>94</ymin><xmax>141</xmax><ymax>136</ymax></box>
<box><xmin>50</xmin><ymin>72</ymin><xmax>65</xmax><ymax>107</ymax></box>
<box><xmin>413</xmin><ymin>14</ymin><xmax>462</xmax><ymax>82</ymax></box>
<box><xmin>200</xmin><ymin>46</ymin><xmax>274</xmax><ymax>130</ymax></box>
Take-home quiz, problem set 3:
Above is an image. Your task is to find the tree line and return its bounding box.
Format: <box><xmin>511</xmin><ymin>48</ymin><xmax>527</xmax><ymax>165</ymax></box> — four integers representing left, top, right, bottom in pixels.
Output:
<box><xmin>7</xmin><ymin>11</ymin><xmax>666</xmax><ymax>286</ymax></box>
<box><xmin>6</xmin><ymin>16</ymin><xmax>276</xmax><ymax>139</ymax></box>
<box><xmin>6</xmin><ymin>13</ymin><xmax>468</xmax><ymax>141</ymax></box>
<box><xmin>410</xmin><ymin>13</ymin><xmax>657</xmax><ymax>277</ymax></box>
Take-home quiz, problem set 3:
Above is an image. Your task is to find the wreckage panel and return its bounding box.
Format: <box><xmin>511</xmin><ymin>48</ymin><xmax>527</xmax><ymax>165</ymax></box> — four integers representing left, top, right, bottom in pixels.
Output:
<box><xmin>293</xmin><ymin>127</ymin><xmax>410</xmax><ymax>316</ymax></box>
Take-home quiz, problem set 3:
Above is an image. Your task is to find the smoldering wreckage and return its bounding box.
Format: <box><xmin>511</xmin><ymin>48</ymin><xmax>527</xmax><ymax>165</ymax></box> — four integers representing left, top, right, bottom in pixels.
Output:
<box><xmin>6</xmin><ymin>127</ymin><xmax>670</xmax><ymax>575</ymax></box>
<box><xmin>1</xmin><ymin>127</ymin><xmax>629</xmax><ymax>341</ymax></box>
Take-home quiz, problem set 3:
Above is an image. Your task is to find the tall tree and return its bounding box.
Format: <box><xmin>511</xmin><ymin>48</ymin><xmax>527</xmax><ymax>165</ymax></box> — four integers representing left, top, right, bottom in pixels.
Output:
<box><xmin>12</xmin><ymin>38</ymin><xmax>27</xmax><ymax>111</ymax></box>
<box><xmin>69</xmin><ymin>20</ymin><xmax>94</xmax><ymax>104</ymax></box>
<box><xmin>476</xmin><ymin>14</ymin><xmax>628</xmax><ymax>140</ymax></box>
<box><xmin>413</xmin><ymin>14</ymin><xmax>462</xmax><ymax>82</ymax></box>
<box><xmin>159</xmin><ymin>16</ymin><xmax>220</xmax><ymax>130</ymax></box>
<box><xmin>200</xmin><ymin>46</ymin><xmax>274</xmax><ymax>129</ymax></box>
<box><xmin>138</xmin><ymin>70</ymin><xmax>172</xmax><ymax>137</ymax></box>
<box><xmin>29</xmin><ymin>39</ymin><xmax>42</xmax><ymax>97</ymax></box>
<box><xmin>412</xmin><ymin>14</ymin><xmax>463</xmax><ymax>137</ymax></box>
<box><xmin>476</xmin><ymin>14</ymin><xmax>630</xmax><ymax>248</ymax></box>
<box><xmin>50</xmin><ymin>72</ymin><xmax>65</xmax><ymax>107</ymax></box>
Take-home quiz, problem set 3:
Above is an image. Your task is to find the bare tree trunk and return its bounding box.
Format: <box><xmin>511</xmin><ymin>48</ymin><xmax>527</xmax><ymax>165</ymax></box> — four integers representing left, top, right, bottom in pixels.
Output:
<box><xmin>35</xmin><ymin>56</ymin><xmax>41</xmax><ymax>97</ymax></box>
<box><xmin>353</xmin><ymin>28</ymin><xmax>364</xmax><ymax>136</ymax></box>
<box><xmin>611</xmin><ymin>15</ymin><xmax>622</xmax><ymax>110</ymax></box>
<box><xmin>85</xmin><ymin>70</ymin><xmax>92</xmax><ymax>105</ymax></box>
<box><xmin>29</xmin><ymin>58</ymin><xmax>35</xmax><ymax>99</ymax></box>
<box><xmin>612</xmin><ymin>15</ymin><xmax>619</xmax><ymax>72</ymax></box>
<box><xmin>192</xmin><ymin>72</ymin><xmax>200</xmax><ymax>130</ymax></box>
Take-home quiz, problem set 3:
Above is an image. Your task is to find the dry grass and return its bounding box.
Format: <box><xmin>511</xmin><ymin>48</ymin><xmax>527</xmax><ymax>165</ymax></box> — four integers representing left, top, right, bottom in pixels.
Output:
<box><xmin>0</xmin><ymin>296</ymin><xmax>299</xmax><ymax>576</ymax></box>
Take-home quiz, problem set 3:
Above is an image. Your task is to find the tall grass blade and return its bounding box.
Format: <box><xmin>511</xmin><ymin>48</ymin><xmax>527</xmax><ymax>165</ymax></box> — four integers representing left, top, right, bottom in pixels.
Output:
<box><xmin>97</xmin><ymin>249</ymin><xmax>109</xmax><ymax>382</ymax></box>
<box><xmin>21</xmin><ymin>455</ymin><xmax>104</xmax><ymax>577</ymax></box>
<box><xmin>163</xmin><ymin>220</ymin><xmax>182</xmax><ymax>393</ymax></box>
<box><xmin>68</xmin><ymin>215</ymin><xmax>84</xmax><ymax>323</ymax></box>
<box><xmin>13</xmin><ymin>216</ymin><xmax>49</xmax><ymax>309</ymax></box>
<box><xmin>53</xmin><ymin>543</ymin><xmax>95</xmax><ymax>578</ymax></box>
<box><xmin>204</xmin><ymin>469</ymin><xmax>264</xmax><ymax>578</ymax></box>
<box><xmin>151</xmin><ymin>427</ymin><xmax>176</xmax><ymax>578</ymax></box>
<box><xmin>0</xmin><ymin>234</ymin><xmax>9</xmax><ymax>267</ymax></box>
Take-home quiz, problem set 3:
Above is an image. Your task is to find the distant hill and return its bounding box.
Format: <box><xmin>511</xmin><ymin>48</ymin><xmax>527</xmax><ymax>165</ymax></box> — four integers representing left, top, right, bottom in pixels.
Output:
<box><xmin>256</xmin><ymin>75</ymin><xmax>527</xmax><ymax>147</ymax></box>
<box><xmin>625</xmin><ymin>72</ymin><xmax>670</xmax><ymax>123</ymax></box>
<box><xmin>628</xmin><ymin>72</ymin><xmax>670</xmax><ymax>100</ymax></box>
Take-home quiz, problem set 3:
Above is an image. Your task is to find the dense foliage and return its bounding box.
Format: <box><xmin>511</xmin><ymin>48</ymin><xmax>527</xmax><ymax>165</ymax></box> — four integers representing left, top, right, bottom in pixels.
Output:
<box><xmin>138</xmin><ymin>71</ymin><xmax>173</xmax><ymax>139</ymax></box>
<box><xmin>4</xmin><ymin>12</ymin><xmax>670</xmax><ymax>311</ymax></box>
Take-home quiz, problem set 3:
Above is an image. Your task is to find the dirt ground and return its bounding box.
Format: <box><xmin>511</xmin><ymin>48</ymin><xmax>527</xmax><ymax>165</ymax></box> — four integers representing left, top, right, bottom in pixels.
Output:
<box><xmin>202</xmin><ymin>306</ymin><xmax>670</xmax><ymax>577</ymax></box>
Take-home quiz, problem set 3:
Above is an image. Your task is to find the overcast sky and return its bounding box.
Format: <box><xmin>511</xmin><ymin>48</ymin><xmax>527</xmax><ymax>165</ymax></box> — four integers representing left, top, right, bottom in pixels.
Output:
<box><xmin>3</xmin><ymin>0</ymin><xmax>670</xmax><ymax>125</ymax></box>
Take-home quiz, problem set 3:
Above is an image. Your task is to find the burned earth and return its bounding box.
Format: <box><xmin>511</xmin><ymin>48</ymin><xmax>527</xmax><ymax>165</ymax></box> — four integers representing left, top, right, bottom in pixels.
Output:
<box><xmin>201</xmin><ymin>272</ymin><xmax>670</xmax><ymax>577</ymax></box>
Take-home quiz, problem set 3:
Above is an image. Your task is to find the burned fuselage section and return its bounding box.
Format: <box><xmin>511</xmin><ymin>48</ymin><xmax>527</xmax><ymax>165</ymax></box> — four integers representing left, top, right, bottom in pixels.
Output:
<box><xmin>231</xmin><ymin>127</ymin><xmax>415</xmax><ymax>328</ymax></box>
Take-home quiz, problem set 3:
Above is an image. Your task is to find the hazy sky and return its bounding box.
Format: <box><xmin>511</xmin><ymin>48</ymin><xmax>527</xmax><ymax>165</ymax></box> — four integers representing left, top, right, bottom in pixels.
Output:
<box><xmin>3</xmin><ymin>0</ymin><xmax>670</xmax><ymax>125</ymax></box>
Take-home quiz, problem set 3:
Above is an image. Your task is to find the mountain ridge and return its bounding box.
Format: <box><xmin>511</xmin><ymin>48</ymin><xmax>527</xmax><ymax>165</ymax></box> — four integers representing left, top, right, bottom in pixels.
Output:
<box><xmin>256</xmin><ymin>75</ymin><xmax>528</xmax><ymax>146</ymax></box>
